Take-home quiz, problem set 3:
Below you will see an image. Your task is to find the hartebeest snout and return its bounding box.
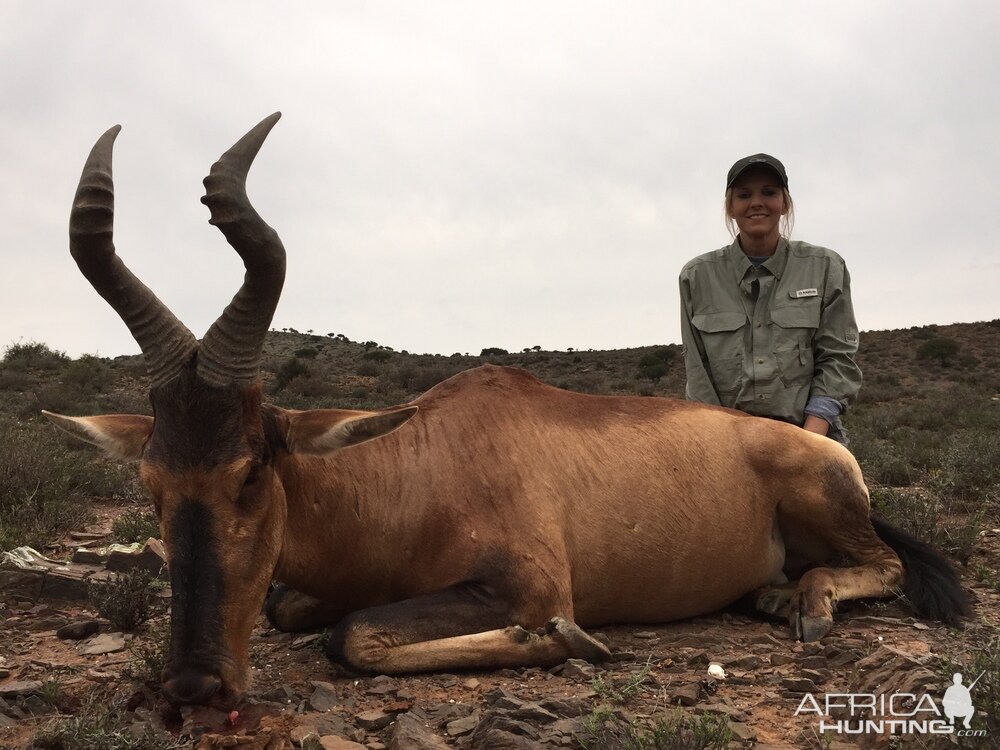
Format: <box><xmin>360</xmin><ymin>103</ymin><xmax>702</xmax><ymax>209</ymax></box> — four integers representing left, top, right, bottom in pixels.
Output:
<box><xmin>46</xmin><ymin>115</ymin><xmax>969</xmax><ymax>709</ymax></box>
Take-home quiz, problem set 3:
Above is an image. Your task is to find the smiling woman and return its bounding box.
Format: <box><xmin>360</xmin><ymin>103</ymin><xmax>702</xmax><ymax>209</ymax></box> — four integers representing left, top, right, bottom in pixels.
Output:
<box><xmin>678</xmin><ymin>154</ymin><xmax>862</xmax><ymax>445</ymax></box>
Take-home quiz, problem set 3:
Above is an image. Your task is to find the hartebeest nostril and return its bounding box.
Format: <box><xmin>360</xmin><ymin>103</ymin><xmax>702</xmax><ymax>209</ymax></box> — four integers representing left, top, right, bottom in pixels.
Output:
<box><xmin>161</xmin><ymin>670</ymin><xmax>222</xmax><ymax>706</ymax></box>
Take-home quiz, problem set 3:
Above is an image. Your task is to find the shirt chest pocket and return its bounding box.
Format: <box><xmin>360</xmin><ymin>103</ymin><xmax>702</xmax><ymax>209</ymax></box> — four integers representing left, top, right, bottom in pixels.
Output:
<box><xmin>770</xmin><ymin>302</ymin><xmax>821</xmax><ymax>386</ymax></box>
<box><xmin>691</xmin><ymin>311</ymin><xmax>747</xmax><ymax>394</ymax></box>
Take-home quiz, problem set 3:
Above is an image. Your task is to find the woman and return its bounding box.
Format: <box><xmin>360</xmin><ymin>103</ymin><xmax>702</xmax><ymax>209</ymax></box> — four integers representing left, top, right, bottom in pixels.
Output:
<box><xmin>678</xmin><ymin>154</ymin><xmax>861</xmax><ymax>444</ymax></box>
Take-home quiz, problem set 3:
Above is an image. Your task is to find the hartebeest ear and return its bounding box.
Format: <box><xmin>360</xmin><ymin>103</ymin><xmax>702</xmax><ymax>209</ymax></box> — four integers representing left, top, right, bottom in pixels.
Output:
<box><xmin>42</xmin><ymin>411</ymin><xmax>154</xmax><ymax>461</ymax></box>
<box><xmin>277</xmin><ymin>406</ymin><xmax>418</xmax><ymax>455</ymax></box>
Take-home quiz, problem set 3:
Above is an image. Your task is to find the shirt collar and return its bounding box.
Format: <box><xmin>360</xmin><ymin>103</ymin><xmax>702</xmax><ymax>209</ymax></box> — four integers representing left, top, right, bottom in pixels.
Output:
<box><xmin>726</xmin><ymin>236</ymin><xmax>790</xmax><ymax>282</ymax></box>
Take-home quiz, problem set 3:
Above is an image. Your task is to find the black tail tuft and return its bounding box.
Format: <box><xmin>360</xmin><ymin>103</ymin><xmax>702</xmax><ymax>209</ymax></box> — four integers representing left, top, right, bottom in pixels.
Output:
<box><xmin>871</xmin><ymin>515</ymin><xmax>971</xmax><ymax>625</ymax></box>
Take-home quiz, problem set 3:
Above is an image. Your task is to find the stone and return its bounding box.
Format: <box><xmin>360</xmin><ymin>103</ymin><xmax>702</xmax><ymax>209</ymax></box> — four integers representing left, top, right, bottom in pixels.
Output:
<box><xmin>0</xmin><ymin>680</ymin><xmax>43</xmax><ymax>698</ymax></box>
<box><xmin>262</xmin><ymin>684</ymin><xmax>297</xmax><ymax>704</ymax></box>
<box><xmin>57</xmin><ymin>619</ymin><xmax>100</xmax><ymax>640</ymax></box>
<box><xmin>389</xmin><ymin>713</ymin><xmax>449</xmax><ymax>749</ymax></box>
<box><xmin>469</xmin><ymin>712</ymin><xmax>542</xmax><ymax>749</ymax></box>
<box><xmin>729</xmin><ymin>722</ymin><xmax>756</xmax><ymax>741</ymax></box>
<box><xmin>319</xmin><ymin>737</ymin><xmax>365</xmax><ymax>750</ymax></box>
<box><xmin>509</xmin><ymin>703</ymin><xmax>558</xmax><ymax>723</ymax></box>
<box><xmin>725</xmin><ymin>654</ymin><xmax>763</xmax><ymax>670</ymax></box>
<box><xmin>780</xmin><ymin>677</ymin><xmax>816</xmax><ymax>693</ymax></box>
<box><xmin>553</xmin><ymin>658</ymin><xmax>596</xmax><ymax>679</ymax></box>
<box><xmin>355</xmin><ymin>709</ymin><xmax>395</xmax><ymax>731</ymax></box>
<box><xmin>669</xmin><ymin>683</ymin><xmax>701</xmax><ymax>706</ymax></box>
<box><xmin>463</xmin><ymin>678</ymin><xmax>481</xmax><ymax>690</ymax></box>
<box><xmin>770</xmin><ymin>653</ymin><xmax>796</xmax><ymax>666</ymax></box>
<box><xmin>309</xmin><ymin>682</ymin><xmax>341</xmax><ymax>712</ymax></box>
<box><xmin>78</xmin><ymin>632</ymin><xmax>126</xmax><ymax>655</ymax></box>
<box><xmin>290</xmin><ymin>633</ymin><xmax>322</xmax><ymax>650</ymax></box>
<box><xmin>106</xmin><ymin>538</ymin><xmax>169</xmax><ymax>579</ymax></box>
<box><xmin>695</xmin><ymin>702</ymin><xmax>748</xmax><ymax>722</ymax></box>
<box><xmin>293</xmin><ymin>713</ymin><xmax>349</xmax><ymax>740</ymax></box>
<box><xmin>445</xmin><ymin>712</ymin><xmax>480</xmax><ymax>737</ymax></box>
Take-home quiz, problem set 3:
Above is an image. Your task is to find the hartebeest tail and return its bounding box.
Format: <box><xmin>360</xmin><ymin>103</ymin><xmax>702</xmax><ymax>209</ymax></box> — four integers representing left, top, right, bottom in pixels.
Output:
<box><xmin>871</xmin><ymin>515</ymin><xmax>971</xmax><ymax>624</ymax></box>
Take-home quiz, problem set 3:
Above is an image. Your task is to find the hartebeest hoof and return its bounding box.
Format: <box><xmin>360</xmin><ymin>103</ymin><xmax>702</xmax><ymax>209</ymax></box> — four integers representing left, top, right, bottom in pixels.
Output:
<box><xmin>755</xmin><ymin>587</ymin><xmax>793</xmax><ymax>618</ymax></box>
<box><xmin>545</xmin><ymin>617</ymin><xmax>612</xmax><ymax>663</ymax></box>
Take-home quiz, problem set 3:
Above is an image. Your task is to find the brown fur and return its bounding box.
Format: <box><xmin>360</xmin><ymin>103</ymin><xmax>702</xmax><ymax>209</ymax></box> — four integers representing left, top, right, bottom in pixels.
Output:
<box><xmin>50</xmin><ymin>363</ymin><xmax>948</xmax><ymax>706</ymax></box>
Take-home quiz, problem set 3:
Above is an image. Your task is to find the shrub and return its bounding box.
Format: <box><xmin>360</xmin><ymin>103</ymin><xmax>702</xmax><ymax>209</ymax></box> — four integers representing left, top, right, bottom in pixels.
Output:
<box><xmin>0</xmin><ymin>416</ymin><xmax>101</xmax><ymax>551</ymax></box>
<box><xmin>2</xmin><ymin>341</ymin><xmax>69</xmax><ymax>371</ymax></box>
<box><xmin>125</xmin><ymin>619</ymin><xmax>171</xmax><ymax>686</ymax></box>
<box><xmin>31</xmin><ymin>691</ymin><xmax>177</xmax><ymax>749</ymax></box>
<box><xmin>273</xmin><ymin>357</ymin><xmax>309</xmax><ymax>392</ymax></box>
<box><xmin>294</xmin><ymin>347</ymin><xmax>319</xmax><ymax>359</ymax></box>
<box><xmin>87</xmin><ymin>569</ymin><xmax>163</xmax><ymax>632</ymax></box>
<box><xmin>362</xmin><ymin>349</ymin><xmax>393</xmax><ymax>363</ymax></box>
<box><xmin>481</xmin><ymin>347</ymin><xmax>509</xmax><ymax>356</ymax></box>
<box><xmin>577</xmin><ymin>707</ymin><xmax>732</xmax><ymax>750</ymax></box>
<box><xmin>111</xmin><ymin>509</ymin><xmax>160</xmax><ymax>544</ymax></box>
<box><xmin>637</xmin><ymin>353</ymin><xmax>668</xmax><ymax>383</ymax></box>
<box><xmin>916</xmin><ymin>337</ymin><xmax>960</xmax><ymax>366</ymax></box>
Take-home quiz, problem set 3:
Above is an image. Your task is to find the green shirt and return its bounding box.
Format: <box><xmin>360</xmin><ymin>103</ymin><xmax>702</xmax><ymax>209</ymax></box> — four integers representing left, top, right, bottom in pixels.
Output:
<box><xmin>679</xmin><ymin>238</ymin><xmax>862</xmax><ymax>423</ymax></box>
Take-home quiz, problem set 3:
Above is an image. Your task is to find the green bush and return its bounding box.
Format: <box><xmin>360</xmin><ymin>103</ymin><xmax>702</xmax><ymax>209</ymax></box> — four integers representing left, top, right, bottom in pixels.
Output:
<box><xmin>916</xmin><ymin>337</ymin><xmax>961</xmax><ymax>366</ymax></box>
<box><xmin>362</xmin><ymin>349</ymin><xmax>393</xmax><ymax>363</ymax></box>
<box><xmin>87</xmin><ymin>569</ymin><xmax>163</xmax><ymax>632</ymax></box>
<box><xmin>2</xmin><ymin>341</ymin><xmax>69</xmax><ymax>371</ymax></box>
<box><xmin>273</xmin><ymin>356</ymin><xmax>309</xmax><ymax>392</ymax></box>
<box><xmin>111</xmin><ymin>509</ymin><xmax>160</xmax><ymax>544</ymax></box>
<box><xmin>0</xmin><ymin>416</ymin><xmax>106</xmax><ymax>551</ymax></box>
<box><xmin>31</xmin><ymin>691</ymin><xmax>178</xmax><ymax>749</ymax></box>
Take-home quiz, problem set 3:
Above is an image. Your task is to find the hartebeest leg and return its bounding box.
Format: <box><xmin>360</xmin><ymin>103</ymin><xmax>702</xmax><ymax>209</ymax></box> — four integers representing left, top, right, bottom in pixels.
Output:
<box><xmin>324</xmin><ymin>582</ymin><xmax>610</xmax><ymax>674</ymax></box>
<box><xmin>764</xmin><ymin>459</ymin><xmax>904</xmax><ymax>641</ymax></box>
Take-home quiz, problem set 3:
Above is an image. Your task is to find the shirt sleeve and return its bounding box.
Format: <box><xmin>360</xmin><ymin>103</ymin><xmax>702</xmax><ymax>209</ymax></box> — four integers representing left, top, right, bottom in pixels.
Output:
<box><xmin>679</xmin><ymin>269</ymin><xmax>722</xmax><ymax>405</ymax></box>
<box><xmin>809</xmin><ymin>256</ymin><xmax>863</xmax><ymax>409</ymax></box>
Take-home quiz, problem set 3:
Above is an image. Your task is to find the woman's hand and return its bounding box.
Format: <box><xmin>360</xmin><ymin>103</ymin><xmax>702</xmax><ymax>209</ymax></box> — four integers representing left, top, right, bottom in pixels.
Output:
<box><xmin>803</xmin><ymin>415</ymin><xmax>830</xmax><ymax>436</ymax></box>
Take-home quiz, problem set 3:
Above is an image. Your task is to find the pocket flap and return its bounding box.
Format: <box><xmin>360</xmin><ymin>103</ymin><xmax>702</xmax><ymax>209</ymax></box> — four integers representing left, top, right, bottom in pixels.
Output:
<box><xmin>771</xmin><ymin>304</ymin><xmax>820</xmax><ymax>329</ymax></box>
<box><xmin>691</xmin><ymin>311</ymin><xmax>747</xmax><ymax>333</ymax></box>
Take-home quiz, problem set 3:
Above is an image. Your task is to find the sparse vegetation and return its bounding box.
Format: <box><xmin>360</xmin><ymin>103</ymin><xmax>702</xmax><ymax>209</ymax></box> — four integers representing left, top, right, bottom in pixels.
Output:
<box><xmin>87</xmin><ymin>569</ymin><xmax>164</xmax><ymax>632</ymax></box>
<box><xmin>30</xmin><ymin>692</ymin><xmax>181</xmax><ymax>749</ymax></box>
<box><xmin>111</xmin><ymin>508</ymin><xmax>160</xmax><ymax>544</ymax></box>
<box><xmin>577</xmin><ymin>707</ymin><xmax>733</xmax><ymax>750</ymax></box>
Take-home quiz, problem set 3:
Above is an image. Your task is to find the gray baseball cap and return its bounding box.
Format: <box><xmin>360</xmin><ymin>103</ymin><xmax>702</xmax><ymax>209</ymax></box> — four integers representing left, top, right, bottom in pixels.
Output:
<box><xmin>727</xmin><ymin>154</ymin><xmax>788</xmax><ymax>189</ymax></box>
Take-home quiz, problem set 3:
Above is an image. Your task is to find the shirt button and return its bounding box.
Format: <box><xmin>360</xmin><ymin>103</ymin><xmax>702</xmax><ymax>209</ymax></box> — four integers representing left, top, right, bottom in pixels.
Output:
<box><xmin>755</xmin><ymin>322</ymin><xmax>762</xmax><ymax>328</ymax></box>
<box><xmin>757</xmin><ymin>358</ymin><xmax>764</xmax><ymax>364</ymax></box>
<box><xmin>758</xmin><ymin>394</ymin><xmax>765</xmax><ymax>399</ymax></box>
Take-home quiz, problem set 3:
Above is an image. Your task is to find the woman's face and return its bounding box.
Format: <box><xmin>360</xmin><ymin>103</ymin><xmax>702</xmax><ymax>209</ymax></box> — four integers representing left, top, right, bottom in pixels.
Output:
<box><xmin>727</xmin><ymin>166</ymin><xmax>788</xmax><ymax>245</ymax></box>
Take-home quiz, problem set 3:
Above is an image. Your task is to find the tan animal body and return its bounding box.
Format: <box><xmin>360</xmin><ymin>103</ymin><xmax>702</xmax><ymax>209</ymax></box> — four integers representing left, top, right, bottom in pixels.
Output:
<box><xmin>46</xmin><ymin>115</ymin><xmax>968</xmax><ymax>709</ymax></box>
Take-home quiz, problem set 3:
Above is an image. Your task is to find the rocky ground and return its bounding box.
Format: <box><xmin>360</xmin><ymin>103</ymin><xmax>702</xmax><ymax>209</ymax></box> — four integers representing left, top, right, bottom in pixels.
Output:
<box><xmin>1</xmin><ymin>515</ymin><xmax>998</xmax><ymax>750</ymax></box>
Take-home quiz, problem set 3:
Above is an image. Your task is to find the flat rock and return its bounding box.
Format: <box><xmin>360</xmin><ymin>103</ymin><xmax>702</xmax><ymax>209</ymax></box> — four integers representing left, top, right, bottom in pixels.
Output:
<box><xmin>319</xmin><ymin>737</ymin><xmax>365</xmax><ymax>750</ymax></box>
<box><xmin>309</xmin><ymin>682</ymin><xmax>340</xmax><ymax>712</ymax></box>
<box><xmin>668</xmin><ymin>683</ymin><xmax>701</xmax><ymax>706</ymax></box>
<box><xmin>355</xmin><ymin>709</ymin><xmax>395</xmax><ymax>731</ymax></box>
<box><xmin>57</xmin><ymin>619</ymin><xmax>100</xmax><ymax>640</ymax></box>
<box><xmin>0</xmin><ymin>680</ymin><xmax>42</xmax><ymax>698</ymax></box>
<box><xmin>780</xmin><ymin>677</ymin><xmax>816</xmax><ymax>693</ymax></box>
<box><xmin>293</xmin><ymin>713</ymin><xmax>348</xmax><ymax>740</ymax></box>
<box><xmin>106</xmin><ymin>538</ymin><xmax>168</xmax><ymax>579</ymax></box>
<box><xmin>553</xmin><ymin>658</ymin><xmax>596</xmax><ymax>679</ymax></box>
<box><xmin>78</xmin><ymin>632</ymin><xmax>126</xmax><ymax>655</ymax></box>
<box><xmin>389</xmin><ymin>713</ymin><xmax>449</xmax><ymax>749</ymax></box>
<box><xmin>445</xmin><ymin>711</ymin><xmax>481</xmax><ymax>737</ymax></box>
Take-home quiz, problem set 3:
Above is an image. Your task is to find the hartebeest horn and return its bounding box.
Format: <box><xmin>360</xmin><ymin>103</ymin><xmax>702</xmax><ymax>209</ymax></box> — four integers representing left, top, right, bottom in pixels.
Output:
<box><xmin>70</xmin><ymin>125</ymin><xmax>198</xmax><ymax>387</ymax></box>
<box><xmin>197</xmin><ymin>112</ymin><xmax>286</xmax><ymax>386</ymax></box>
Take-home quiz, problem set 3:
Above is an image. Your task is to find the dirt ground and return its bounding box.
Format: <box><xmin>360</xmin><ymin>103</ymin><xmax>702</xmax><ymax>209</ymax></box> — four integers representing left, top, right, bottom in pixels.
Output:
<box><xmin>1</xmin><ymin>506</ymin><xmax>998</xmax><ymax>749</ymax></box>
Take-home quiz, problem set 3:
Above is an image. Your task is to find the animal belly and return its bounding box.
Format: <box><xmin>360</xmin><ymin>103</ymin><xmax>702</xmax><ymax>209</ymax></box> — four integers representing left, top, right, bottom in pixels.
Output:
<box><xmin>573</xmin><ymin>528</ymin><xmax>785</xmax><ymax>626</ymax></box>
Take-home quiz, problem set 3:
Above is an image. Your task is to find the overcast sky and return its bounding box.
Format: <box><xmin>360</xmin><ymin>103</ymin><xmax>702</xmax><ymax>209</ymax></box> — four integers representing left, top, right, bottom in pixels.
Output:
<box><xmin>3</xmin><ymin>1</ymin><xmax>998</xmax><ymax>360</ymax></box>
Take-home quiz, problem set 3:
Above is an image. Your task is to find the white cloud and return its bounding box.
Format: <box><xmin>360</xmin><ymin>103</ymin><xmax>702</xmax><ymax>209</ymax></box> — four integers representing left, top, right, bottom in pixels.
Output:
<box><xmin>2</xmin><ymin>0</ymin><xmax>998</xmax><ymax>360</ymax></box>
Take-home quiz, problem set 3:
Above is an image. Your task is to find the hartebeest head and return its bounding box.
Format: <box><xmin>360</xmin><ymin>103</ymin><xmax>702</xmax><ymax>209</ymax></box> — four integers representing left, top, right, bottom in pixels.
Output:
<box><xmin>45</xmin><ymin>115</ymin><xmax>416</xmax><ymax>708</ymax></box>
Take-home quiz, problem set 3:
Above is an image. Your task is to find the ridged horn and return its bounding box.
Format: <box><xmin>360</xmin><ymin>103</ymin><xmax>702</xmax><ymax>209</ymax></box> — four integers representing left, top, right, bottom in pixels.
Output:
<box><xmin>70</xmin><ymin>125</ymin><xmax>198</xmax><ymax>386</ymax></box>
<box><xmin>197</xmin><ymin>112</ymin><xmax>286</xmax><ymax>385</ymax></box>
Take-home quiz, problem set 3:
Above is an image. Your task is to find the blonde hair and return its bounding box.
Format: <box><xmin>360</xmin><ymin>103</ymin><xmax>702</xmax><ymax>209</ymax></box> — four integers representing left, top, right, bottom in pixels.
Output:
<box><xmin>724</xmin><ymin>187</ymin><xmax>795</xmax><ymax>239</ymax></box>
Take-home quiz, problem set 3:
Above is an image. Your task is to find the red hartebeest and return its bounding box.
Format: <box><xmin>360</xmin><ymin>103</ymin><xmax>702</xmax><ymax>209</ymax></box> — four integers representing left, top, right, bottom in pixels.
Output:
<box><xmin>45</xmin><ymin>115</ymin><xmax>968</xmax><ymax>709</ymax></box>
